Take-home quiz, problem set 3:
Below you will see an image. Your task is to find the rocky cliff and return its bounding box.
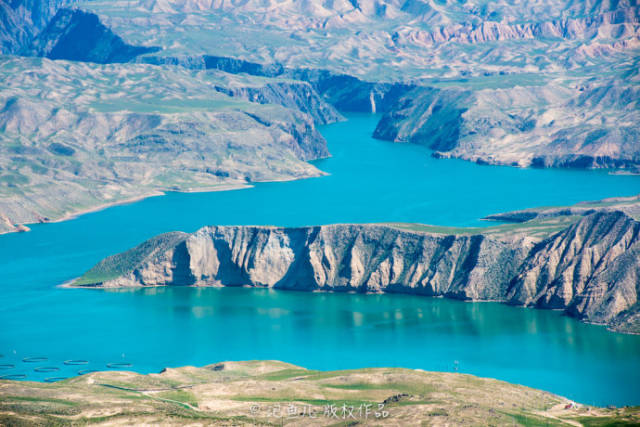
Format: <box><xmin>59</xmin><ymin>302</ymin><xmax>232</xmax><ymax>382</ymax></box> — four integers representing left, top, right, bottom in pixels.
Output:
<box><xmin>74</xmin><ymin>211</ymin><xmax>640</xmax><ymax>333</ymax></box>
<box><xmin>141</xmin><ymin>55</ymin><xmax>407</xmax><ymax>114</ymax></box>
<box><xmin>139</xmin><ymin>53</ymin><xmax>640</xmax><ymax>172</ymax></box>
<box><xmin>509</xmin><ymin>211</ymin><xmax>640</xmax><ymax>332</ymax></box>
<box><xmin>212</xmin><ymin>80</ymin><xmax>343</xmax><ymax>125</ymax></box>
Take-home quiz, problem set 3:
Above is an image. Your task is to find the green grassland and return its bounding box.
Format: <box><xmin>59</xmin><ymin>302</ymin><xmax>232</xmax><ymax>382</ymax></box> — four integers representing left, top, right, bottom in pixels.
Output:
<box><xmin>1</xmin><ymin>361</ymin><xmax>637</xmax><ymax>426</ymax></box>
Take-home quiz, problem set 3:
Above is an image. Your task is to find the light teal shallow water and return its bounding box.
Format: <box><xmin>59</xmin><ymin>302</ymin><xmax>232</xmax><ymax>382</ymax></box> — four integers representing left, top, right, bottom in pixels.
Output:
<box><xmin>1</xmin><ymin>114</ymin><xmax>639</xmax><ymax>405</ymax></box>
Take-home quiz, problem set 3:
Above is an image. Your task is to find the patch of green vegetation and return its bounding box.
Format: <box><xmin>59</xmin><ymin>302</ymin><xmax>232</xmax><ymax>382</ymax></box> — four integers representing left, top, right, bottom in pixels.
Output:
<box><xmin>0</xmin><ymin>413</ymin><xmax>49</xmax><ymax>427</ymax></box>
<box><xmin>257</xmin><ymin>368</ymin><xmax>316</xmax><ymax>381</ymax></box>
<box><xmin>74</xmin><ymin>232</ymin><xmax>187</xmax><ymax>285</ymax></box>
<box><xmin>507</xmin><ymin>412</ymin><xmax>564</xmax><ymax>427</ymax></box>
<box><xmin>322</xmin><ymin>381</ymin><xmax>436</xmax><ymax>396</ymax></box>
<box><xmin>574</xmin><ymin>415</ymin><xmax>640</xmax><ymax>426</ymax></box>
<box><xmin>89</xmin><ymin>97</ymin><xmax>250</xmax><ymax>114</ymax></box>
<box><xmin>427</xmin><ymin>408</ymin><xmax>449</xmax><ymax>416</ymax></box>
<box><xmin>426</xmin><ymin>72</ymin><xmax>552</xmax><ymax>90</ymax></box>
<box><xmin>386</xmin><ymin>215</ymin><xmax>580</xmax><ymax>239</ymax></box>
<box><xmin>231</xmin><ymin>396</ymin><xmax>374</xmax><ymax>408</ymax></box>
<box><xmin>0</xmin><ymin>173</ymin><xmax>29</xmax><ymax>186</ymax></box>
<box><xmin>28</xmin><ymin>163</ymin><xmax>48</xmax><ymax>175</ymax></box>
<box><xmin>0</xmin><ymin>400</ymin><xmax>82</xmax><ymax>417</ymax></box>
<box><xmin>4</xmin><ymin>395</ymin><xmax>78</xmax><ymax>406</ymax></box>
<box><xmin>155</xmin><ymin>390</ymin><xmax>198</xmax><ymax>407</ymax></box>
<box><xmin>301</xmin><ymin>368</ymin><xmax>382</xmax><ymax>382</ymax></box>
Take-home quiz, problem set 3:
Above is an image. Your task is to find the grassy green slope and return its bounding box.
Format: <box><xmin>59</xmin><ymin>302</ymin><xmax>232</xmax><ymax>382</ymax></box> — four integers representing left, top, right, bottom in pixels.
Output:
<box><xmin>1</xmin><ymin>361</ymin><xmax>638</xmax><ymax>426</ymax></box>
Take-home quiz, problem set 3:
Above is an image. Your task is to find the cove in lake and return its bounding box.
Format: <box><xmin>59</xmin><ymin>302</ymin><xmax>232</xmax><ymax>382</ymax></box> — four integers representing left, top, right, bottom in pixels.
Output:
<box><xmin>0</xmin><ymin>114</ymin><xmax>639</xmax><ymax>405</ymax></box>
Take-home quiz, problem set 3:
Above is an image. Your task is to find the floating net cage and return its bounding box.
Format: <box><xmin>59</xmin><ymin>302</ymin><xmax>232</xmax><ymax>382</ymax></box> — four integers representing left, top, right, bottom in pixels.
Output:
<box><xmin>0</xmin><ymin>374</ymin><xmax>27</xmax><ymax>380</ymax></box>
<box><xmin>64</xmin><ymin>360</ymin><xmax>89</xmax><ymax>366</ymax></box>
<box><xmin>0</xmin><ymin>354</ymin><xmax>137</xmax><ymax>380</ymax></box>
<box><xmin>106</xmin><ymin>362</ymin><xmax>133</xmax><ymax>369</ymax></box>
<box><xmin>22</xmin><ymin>357</ymin><xmax>48</xmax><ymax>363</ymax></box>
<box><xmin>34</xmin><ymin>367</ymin><xmax>60</xmax><ymax>373</ymax></box>
<box><xmin>44</xmin><ymin>377</ymin><xmax>68</xmax><ymax>383</ymax></box>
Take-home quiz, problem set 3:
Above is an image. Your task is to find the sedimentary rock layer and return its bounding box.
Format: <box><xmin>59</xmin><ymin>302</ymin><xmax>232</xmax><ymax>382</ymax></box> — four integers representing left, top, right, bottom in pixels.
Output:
<box><xmin>76</xmin><ymin>211</ymin><xmax>640</xmax><ymax>334</ymax></box>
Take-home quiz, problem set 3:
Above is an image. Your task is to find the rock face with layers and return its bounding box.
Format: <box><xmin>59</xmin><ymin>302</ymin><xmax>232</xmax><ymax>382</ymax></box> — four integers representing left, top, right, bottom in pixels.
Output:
<box><xmin>84</xmin><ymin>225</ymin><xmax>524</xmax><ymax>301</ymax></box>
<box><xmin>4</xmin><ymin>0</ymin><xmax>638</xmax><ymax>173</ymax></box>
<box><xmin>76</xmin><ymin>211</ymin><xmax>640</xmax><ymax>333</ymax></box>
<box><xmin>508</xmin><ymin>211</ymin><xmax>640</xmax><ymax>332</ymax></box>
<box><xmin>212</xmin><ymin>80</ymin><xmax>343</xmax><ymax>125</ymax></box>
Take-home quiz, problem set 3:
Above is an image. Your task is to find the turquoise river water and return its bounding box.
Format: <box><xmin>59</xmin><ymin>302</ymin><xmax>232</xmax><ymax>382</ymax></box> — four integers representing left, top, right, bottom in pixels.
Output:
<box><xmin>1</xmin><ymin>114</ymin><xmax>639</xmax><ymax>406</ymax></box>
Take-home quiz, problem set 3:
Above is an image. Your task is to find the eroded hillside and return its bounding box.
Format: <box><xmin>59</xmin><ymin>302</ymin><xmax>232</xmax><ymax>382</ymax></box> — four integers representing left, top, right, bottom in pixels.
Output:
<box><xmin>0</xmin><ymin>56</ymin><xmax>335</xmax><ymax>233</ymax></box>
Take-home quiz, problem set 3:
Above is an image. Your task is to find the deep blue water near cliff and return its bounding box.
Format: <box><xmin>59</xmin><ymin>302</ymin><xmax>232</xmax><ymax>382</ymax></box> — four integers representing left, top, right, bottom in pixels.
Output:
<box><xmin>1</xmin><ymin>114</ymin><xmax>639</xmax><ymax>406</ymax></box>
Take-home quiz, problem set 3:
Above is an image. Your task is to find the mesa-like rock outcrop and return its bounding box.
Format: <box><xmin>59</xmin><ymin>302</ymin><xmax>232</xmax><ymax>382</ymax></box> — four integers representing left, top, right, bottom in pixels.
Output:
<box><xmin>77</xmin><ymin>224</ymin><xmax>526</xmax><ymax>301</ymax></box>
<box><xmin>74</xmin><ymin>211</ymin><xmax>640</xmax><ymax>333</ymax></box>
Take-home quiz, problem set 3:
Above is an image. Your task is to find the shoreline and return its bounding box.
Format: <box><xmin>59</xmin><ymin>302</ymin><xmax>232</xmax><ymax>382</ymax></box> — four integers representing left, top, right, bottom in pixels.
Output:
<box><xmin>1</xmin><ymin>154</ymin><xmax>637</xmax><ymax>237</ymax></box>
<box><xmin>0</xmin><ymin>179</ymin><xmax>307</xmax><ymax>237</ymax></box>
<box><xmin>0</xmin><ymin>162</ymin><xmax>331</xmax><ymax>237</ymax></box>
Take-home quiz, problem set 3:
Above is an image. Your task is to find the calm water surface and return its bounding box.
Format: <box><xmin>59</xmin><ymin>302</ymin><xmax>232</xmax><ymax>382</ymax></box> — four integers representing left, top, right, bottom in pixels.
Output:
<box><xmin>1</xmin><ymin>114</ymin><xmax>639</xmax><ymax>405</ymax></box>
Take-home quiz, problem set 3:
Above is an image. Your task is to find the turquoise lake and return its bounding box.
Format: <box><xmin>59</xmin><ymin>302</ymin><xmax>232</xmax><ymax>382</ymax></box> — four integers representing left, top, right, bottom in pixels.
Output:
<box><xmin>1</xmin><ymin>114</ymin><xmax>639</xmax><ymax>406</ymax></box>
